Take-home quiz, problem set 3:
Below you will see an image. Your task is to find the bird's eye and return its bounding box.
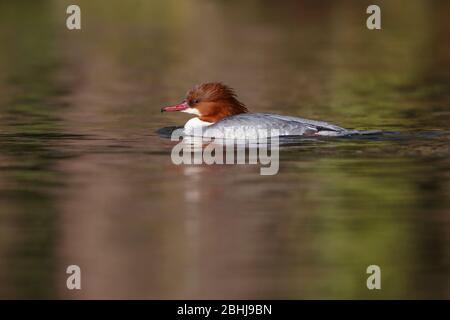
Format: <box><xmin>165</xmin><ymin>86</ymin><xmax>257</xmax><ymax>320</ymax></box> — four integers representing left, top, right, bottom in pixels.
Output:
<box><xmin>187</xmin><ymin>99</ymin><xmax>199</xmax><ymax>106</ymax></box>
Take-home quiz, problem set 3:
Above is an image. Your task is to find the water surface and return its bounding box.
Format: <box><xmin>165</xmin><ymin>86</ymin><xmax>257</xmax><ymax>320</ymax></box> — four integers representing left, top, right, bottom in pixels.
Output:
<box><xmin>0</xmin><ymin>0</ymin><xmax>448</xmax><ymax>299</ymax></box>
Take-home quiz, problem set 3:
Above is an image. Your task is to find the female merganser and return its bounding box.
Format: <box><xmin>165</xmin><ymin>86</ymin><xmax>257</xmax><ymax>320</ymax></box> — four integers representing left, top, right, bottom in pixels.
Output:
<box><xmin>161</xmin><ymin>82</ymin><xmax>367</xmax><ymax>138</ymax></box>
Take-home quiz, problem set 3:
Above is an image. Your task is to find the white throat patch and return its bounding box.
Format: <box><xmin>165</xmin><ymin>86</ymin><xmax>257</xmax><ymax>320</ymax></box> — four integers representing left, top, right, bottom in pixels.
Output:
<box><xmin>181</xmin><ymin>107</ymin><xmax>201</xmax><ymax>116</ymax></box>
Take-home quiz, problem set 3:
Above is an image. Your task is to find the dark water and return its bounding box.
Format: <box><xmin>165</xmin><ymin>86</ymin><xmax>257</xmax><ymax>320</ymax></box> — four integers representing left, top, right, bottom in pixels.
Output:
<box><xmin>0</xmin><ymin>0</ymin><xmax>449</xmax><ymax>299</ymax></box>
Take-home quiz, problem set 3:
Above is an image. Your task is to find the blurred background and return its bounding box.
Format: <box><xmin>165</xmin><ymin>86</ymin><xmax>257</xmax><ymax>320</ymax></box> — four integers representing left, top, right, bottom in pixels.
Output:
<box><xmin>0</xmin><ymin>0</ymin><xmax>448</xmax><ymax>299</ymax></box>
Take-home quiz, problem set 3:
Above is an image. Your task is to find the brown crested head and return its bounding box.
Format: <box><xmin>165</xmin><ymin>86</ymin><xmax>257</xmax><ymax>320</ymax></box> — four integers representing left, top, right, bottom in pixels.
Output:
<box><xmin>185</xmin><ymin>82</ymin><xmax>248</xmax><ymax>123</ymax></box>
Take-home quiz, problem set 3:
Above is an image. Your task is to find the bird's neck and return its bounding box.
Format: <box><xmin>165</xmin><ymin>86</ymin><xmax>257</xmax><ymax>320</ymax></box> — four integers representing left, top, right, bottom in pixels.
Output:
<box><xmin>184</xmin><ymin>117</ymin><xmax>213</xmax><ymax>134</ymax></box>
<box><xmin>198</xmin><ymin>101</ymin><xmax>247</xmax><ymax>123</ymax></box>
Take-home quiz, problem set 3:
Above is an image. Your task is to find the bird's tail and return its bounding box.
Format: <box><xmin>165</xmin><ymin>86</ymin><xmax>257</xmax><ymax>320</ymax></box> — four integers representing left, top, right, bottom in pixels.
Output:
<box><xmin>348</xmin><ymin>129</ymin><xmax>383</xmax><ymax>135</ymax></box>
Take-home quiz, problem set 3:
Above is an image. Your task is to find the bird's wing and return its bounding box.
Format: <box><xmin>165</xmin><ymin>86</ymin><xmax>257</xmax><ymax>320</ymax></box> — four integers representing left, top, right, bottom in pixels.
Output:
<box><xmin>207</xmin><ymin>113</ymin><xmax>348</xmax><ymax>136</ymax></box>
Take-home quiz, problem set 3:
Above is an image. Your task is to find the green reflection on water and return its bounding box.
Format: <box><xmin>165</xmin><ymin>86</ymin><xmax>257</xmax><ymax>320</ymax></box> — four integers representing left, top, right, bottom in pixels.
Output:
<box><xmin>0</xmin><ymin>0</ymin><xmax>448</xmax><ymax>299</ymax></box>
<box><xmin>0</xmin><ymin>0</ymin><xmax>64</xmax><ymax>299</ymax></box>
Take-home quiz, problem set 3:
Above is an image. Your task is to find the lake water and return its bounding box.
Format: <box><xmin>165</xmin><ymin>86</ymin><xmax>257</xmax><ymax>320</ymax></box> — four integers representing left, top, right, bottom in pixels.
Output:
<box><xmin>0</xmin><ymin>0</ymin><xmax>448</xmax><ymax>299</ymax></box>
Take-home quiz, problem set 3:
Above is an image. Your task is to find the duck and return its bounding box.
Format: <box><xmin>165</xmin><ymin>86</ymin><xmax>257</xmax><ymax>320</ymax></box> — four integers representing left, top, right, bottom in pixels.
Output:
<box><xmin>161</xmin><ymin>82</ymin><xmax>368</xmax><ymax>139</ymax></box>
